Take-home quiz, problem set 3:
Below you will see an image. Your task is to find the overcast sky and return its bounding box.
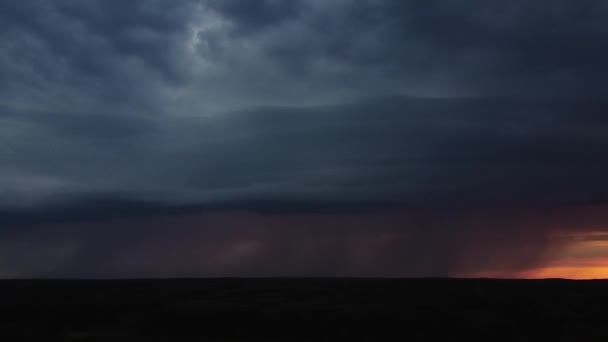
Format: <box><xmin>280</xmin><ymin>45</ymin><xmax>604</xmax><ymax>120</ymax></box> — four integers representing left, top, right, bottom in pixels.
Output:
<box><xmin>2</xmin><ymin>0</ymin><xmax>608</xmax><ymax>278</ymax></box>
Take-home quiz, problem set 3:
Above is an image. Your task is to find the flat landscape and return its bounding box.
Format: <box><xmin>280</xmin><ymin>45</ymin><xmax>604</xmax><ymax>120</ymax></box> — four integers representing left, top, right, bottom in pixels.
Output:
<box><xmin>1</xmin><ymin>278</ymin><xmax>607</xmax><ymax>341</ymax></box>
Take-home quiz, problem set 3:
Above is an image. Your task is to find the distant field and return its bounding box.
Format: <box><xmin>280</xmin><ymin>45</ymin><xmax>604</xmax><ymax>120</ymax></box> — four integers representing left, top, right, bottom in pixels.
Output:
<box><xmin>1</xmin><ymin>278</ymin><xmax>607</xmax><ymax>341</ymax></box>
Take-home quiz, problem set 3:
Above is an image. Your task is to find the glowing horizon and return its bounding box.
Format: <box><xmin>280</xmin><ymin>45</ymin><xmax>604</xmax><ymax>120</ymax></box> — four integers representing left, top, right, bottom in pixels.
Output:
<box><xmin>524</xmin><ymin>239</ymin><xmax>608</xmax><ymax>279</ymax></box>
<box><xmin>463</xmin><ymin>232</ymin><xmax>608</xmax><ymax>280</ymax></box>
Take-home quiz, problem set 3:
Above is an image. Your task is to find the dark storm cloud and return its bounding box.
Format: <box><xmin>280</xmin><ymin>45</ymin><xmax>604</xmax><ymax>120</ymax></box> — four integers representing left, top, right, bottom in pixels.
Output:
<box><xmin>0</xmin><ymin>0</ymin><xmax>198</xmax><ymax>114</ymax></box>
<box><xmin>206</xmin><ymin>0</ymin><xmax>608</xmax><ymax>98</ymax></box>
<box><xmin>382</xmin><ymin>0</ymin><xmax>608</xmax><ymax>97</ymax></box>
<box><xmin>0</xmin><ymin>0</ymin><xmax>192</xmax><ymax>77</ymax></box>
<box><xmin>3</xmin><ymin>97</ymin><xmax>608</xmax><ymax>229</ymax></box>
<box><xmin>2</xmin><ymin>0</ymin><xmax>608</xmax><ymax>278</ymax></box>
<box><xmin>3</xmin><ymin>0</ymin><xmax>608</xmax><ymax>108</ymax></box>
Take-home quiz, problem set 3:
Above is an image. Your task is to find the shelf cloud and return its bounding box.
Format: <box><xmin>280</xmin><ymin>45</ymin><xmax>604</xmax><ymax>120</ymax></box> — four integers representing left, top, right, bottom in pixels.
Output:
<box><xmin>1</xmin><ymin>0</ymin><xmax>608</xmax><ymax>277</ymax></box>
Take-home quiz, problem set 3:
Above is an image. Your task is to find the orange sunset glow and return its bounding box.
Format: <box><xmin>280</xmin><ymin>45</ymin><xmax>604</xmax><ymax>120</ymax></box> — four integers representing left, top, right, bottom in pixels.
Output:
<box><xmin>523</xmin><ymin>233</ymin><xmax>608</xmax><ymax>279</ymax></box>
<box><xmin>468</xmin><ymin>231</ymin><xmax>608</xmax><ymax>280</ymax></box>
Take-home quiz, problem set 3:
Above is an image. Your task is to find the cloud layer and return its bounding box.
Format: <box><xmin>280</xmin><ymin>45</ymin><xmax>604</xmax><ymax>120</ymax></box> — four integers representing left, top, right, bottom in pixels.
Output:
<box><xmin>2</xmin><ymin>0</ymin><xmax>608</xmax><ymax>276</ymax></box>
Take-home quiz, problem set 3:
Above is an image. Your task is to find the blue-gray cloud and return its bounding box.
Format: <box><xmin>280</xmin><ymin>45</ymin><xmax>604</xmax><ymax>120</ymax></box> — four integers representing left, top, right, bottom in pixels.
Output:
<box><xmin>1</xmin><ymin>0</ymin><xmax>608</xmax><ymax>226</ymax></box>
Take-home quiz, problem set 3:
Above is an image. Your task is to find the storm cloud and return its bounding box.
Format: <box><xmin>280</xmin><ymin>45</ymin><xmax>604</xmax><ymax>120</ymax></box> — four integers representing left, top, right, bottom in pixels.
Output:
<box><xmin>1</xmin><ymin>0</ymin><xmax>608</xmax><ymax>277</ymax></box>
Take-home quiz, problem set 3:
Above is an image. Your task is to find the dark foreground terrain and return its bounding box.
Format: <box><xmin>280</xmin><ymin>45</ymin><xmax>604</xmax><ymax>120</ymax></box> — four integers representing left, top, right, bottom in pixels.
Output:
<box><xmin>1</xmin><ymin>278</ymin><xmax>607</xmax><ymax>341</ymax></box>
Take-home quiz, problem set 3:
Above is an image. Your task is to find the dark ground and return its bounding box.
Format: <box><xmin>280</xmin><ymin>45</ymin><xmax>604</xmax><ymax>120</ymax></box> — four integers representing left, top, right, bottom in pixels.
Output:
<box><xmin>1</xmin><ymin>278</ymin><xmax>607</xmax><ymax>341</ymax></box>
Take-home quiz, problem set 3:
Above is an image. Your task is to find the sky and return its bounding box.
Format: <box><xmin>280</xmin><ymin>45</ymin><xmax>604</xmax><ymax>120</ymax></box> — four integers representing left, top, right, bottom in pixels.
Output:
<box><xmin>1</xmin><ymin>0</ymin><xmax>608</xmax><ymax>278</ymax></box>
